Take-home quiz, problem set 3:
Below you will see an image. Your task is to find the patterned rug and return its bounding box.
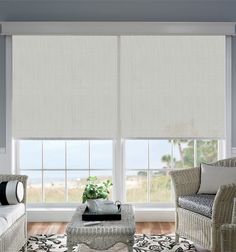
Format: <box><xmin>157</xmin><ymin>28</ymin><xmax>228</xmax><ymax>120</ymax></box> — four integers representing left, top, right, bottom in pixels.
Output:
<box><xmin>24</xmin><ymin>234</ymin><xmax>197</xmax><ymax>252</ymax></box>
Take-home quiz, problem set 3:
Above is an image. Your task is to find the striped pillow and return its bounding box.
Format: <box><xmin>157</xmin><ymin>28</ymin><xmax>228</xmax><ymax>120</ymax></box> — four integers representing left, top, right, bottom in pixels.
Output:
<box><xmin>0</xmin><ymin>180</ymin><xmax>24</xmax><ymax>205</ymax></box>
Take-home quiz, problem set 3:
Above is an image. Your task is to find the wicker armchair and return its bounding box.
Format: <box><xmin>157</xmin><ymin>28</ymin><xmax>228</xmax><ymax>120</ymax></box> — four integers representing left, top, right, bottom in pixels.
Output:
<box><xmin>169</xmin><ymin>158</ymin><xmax>236</xmax><ymax>252</ymax></box>
<box><xmin>221</xmin><ymin>198</ymin><xmax>236</xmax><ymax>252</ymax></box>
<box><xmin>0</xmin><ymin>174</ymin><xmax>28</xmax><ymax>252</ymax></box>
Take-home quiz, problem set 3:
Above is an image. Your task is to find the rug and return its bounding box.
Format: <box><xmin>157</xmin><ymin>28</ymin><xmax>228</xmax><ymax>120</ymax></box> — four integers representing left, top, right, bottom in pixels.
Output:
<box><xmin>24</xmin><ymin>234</ymin><xmax>196</xmax><ymax>252</ymax></box>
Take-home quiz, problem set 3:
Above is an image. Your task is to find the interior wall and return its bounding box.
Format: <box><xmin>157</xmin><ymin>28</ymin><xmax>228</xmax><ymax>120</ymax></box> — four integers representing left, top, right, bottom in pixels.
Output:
<box><xmin>0</xmin><ymin>0</ymin><xmax>236</xmax><ymax>22</ymax></box>
<box><xmin>232</xmin><ymin>37</ymin><xmax>236</xmax><ymax>148</ymax></box>
<box><xmin>0</xmin><ymin>36</ymin><xmax>6</xmax><ymax>150</ymax></box>
<box><xmin>0</xmin><ymin>36</ymin><xmax>12</xmax><ymax>174</ymax></box>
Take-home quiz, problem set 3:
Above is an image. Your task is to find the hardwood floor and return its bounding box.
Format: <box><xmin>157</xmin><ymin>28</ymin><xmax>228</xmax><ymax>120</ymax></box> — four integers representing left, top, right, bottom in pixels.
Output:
<box><xmin>28</xmin><ymin>222</ymin><xmax>175</xmax><ymax>235</ymax></box>
<box><xmin>28</xmin><ymin>222</ymin><xmax>210</xmax><ymax>252</ymax></box>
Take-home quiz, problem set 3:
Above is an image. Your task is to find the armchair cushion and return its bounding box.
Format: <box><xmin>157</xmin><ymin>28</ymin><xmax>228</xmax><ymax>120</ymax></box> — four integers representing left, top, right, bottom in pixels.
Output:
<box><xmin>0</xmin><ymin>217</ymin><xmax>8</xmax><ymax>236</ymax></box>
<box><xmin>198</xmin><ymin>163</ymin><xmax>236</xmax><ymax>194</ymax></box>
<box><xmin>178</xmin><ymin>194</ymin><xmax>215</xmax><ymax>218</ymax></box>
<box><xmin>0</xmin><ymin>203</ymin><xmax>25</xmax><ymax>229</ymax></box>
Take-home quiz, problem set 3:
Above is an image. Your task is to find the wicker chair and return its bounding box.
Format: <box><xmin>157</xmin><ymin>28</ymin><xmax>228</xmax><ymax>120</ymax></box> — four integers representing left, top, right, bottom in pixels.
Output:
<box><xmin>169</xmin><ymin>158</ymin><xmax>236</xmax><ymax>252</ymax></box>
<box><xmin>0</xmin><ymin>174</ymin><xmax>28</xmax><ymax>252</ymax></box>
<box><xmin>221</xmin><ymin>198</ymin><xmax>236</xmax><ymax>252</ymax></box>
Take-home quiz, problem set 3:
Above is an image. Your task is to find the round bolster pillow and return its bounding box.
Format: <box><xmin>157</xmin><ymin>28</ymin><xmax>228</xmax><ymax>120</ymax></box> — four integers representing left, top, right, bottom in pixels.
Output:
<box><xmin>0</xmin><ymin>180</ymin><xmax>24</xmax><ymax>205</ymax></box>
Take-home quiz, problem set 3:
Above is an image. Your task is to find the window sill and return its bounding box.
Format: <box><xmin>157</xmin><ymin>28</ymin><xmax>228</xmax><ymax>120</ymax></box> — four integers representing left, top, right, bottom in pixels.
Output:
<box><xmin>26</xmin><ymin>206</ymin><xmax>175</xmax><ymax>222</ymax></box>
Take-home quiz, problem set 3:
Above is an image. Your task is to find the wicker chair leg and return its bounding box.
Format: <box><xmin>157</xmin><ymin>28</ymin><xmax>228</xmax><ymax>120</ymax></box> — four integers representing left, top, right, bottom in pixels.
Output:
<box><xmin>175</xmin><ymin>233</ymin><xmax>180</xmax><ymax>243</ymax></box>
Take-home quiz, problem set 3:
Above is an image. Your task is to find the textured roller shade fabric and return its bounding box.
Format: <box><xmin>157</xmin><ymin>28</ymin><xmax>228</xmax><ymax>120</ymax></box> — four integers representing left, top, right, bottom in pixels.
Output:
<box><xmin>120</xmin><ymin>36</ymin><xmax>225</xmax><ymax>138</ymax></box>
<box><xmin>13</xmin><ymin>36</ymin><xmax>225</xmax><ymax>139</ymax></box>
<box><xmin>13</xmin><ymin>36</ymin><xmax>117</xmax><ymax>138</ymax></box>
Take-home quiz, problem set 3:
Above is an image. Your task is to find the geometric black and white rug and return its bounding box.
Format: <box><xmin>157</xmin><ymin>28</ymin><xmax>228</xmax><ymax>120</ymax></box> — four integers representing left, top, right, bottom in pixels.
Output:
<box><xmin>25</xmin><ymin>234</ymin><xmax>197</xmax><ymax>251</ymax></box>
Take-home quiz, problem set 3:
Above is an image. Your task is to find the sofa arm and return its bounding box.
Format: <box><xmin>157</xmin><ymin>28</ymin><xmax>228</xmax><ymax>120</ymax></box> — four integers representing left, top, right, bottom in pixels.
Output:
<box><xmin>169</xmin><ymin>167</ymin><xmax>200</xmax><ymax>206</ymax></box>
<box><xmin>212</xmin><ymin>184</ymin><xmax>236</xmax><ymax>224</ymax></box>
<box><xmin>0</xmin><ymin>174</ymin><xmax>28</xmax><ymax>204</ymax></box>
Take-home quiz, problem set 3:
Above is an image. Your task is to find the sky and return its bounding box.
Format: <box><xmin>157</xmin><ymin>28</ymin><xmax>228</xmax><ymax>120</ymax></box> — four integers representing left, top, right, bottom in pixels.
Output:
<box><xmin>19</xmin><ymin>139</ymin><xmax>178</xmax><ymax>183</ymax></box>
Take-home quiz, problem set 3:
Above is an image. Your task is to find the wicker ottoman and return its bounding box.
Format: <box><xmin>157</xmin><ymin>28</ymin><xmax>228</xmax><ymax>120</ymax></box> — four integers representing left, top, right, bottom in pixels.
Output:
<box><xmin>66</xmin><ymin>204</ymin><xmax>135</xmax><ymax>252</ymax></box>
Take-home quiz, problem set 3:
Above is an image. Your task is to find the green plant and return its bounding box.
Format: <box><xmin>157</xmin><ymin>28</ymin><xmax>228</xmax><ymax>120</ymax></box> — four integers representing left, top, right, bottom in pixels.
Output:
<box><xmin>82</xmin><ymin>176</ymin><xmax>113</xmax><ymax>203</ymax></box>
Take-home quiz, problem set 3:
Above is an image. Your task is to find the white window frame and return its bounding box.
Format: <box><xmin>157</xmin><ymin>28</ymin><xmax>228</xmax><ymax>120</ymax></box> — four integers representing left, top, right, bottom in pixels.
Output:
<box><xmin>16</xmin><ymin>139</ymin><xmax>115</xmax><ymax>208</ymax></box>
<box><xmin>123</xmin><ymin>138</ymin><xmax>225</xmax><ymax>208</ymax></box>
<box><xmin>16</xmin><ymin>138</ymin><xmax>225</xmax><ymax>209</ymax></box>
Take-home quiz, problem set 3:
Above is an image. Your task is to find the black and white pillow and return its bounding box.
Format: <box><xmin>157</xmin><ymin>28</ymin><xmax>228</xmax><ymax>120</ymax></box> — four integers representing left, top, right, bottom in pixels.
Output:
<box><xmin>0</xmin><ymin>180</ymin><xmax>24</xmax><ymax>205</ymax></box>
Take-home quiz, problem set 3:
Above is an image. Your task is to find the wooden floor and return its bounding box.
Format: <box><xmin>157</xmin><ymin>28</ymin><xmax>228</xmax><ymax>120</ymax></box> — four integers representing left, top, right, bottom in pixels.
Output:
<box><xmin>27</xmin><ymin>223</ymin><xmax>210</xmax><ymax>252</ymax></box>
<box><xmin>28</xmin><ymin>222</ymin><xmax>175</xmax><ymax>236</ymax></box>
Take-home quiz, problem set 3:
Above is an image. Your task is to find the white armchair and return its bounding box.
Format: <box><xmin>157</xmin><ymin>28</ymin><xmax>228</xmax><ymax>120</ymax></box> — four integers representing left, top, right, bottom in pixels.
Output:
<box><xmin>169</xmin><ymin>158</ymin><xmax>236</xmax><ymax>252</ymax></box>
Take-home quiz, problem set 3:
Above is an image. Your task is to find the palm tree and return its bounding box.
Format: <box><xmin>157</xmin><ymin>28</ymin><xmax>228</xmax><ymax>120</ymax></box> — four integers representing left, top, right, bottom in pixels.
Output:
<box><xmin>161</xmin><ymin>154</ymin><xmax>172</xmax><ymax>169</ymax></box>
<box><xmin>172</xmin><ymin>140</ymin><xmax>185</xmax><ymax>167</ymax></box>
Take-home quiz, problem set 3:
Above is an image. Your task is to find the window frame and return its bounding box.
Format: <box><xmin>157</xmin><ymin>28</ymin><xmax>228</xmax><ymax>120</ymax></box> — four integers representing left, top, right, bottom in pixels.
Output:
<box><xmin>123</xmin><ymin>138</ymin><xmax>225</xmax><ymax>207</ymax></box>
<box><xmin>15</xmin><ymin>138</ymin><xmax>225</xmax><ymax>208</ymax></box>
<box><xmin>16</xmin><ymin>138</ymin><xmax>115</xmax><ymax>207</ymax></box>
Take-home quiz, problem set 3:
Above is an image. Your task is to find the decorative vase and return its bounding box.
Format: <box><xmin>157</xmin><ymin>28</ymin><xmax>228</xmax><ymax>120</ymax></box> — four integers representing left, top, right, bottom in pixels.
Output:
<box><xmin>87</xmin><ymin>199</ymin><xmax>120</xmax><ymax>214</ymax></box>
<box><xmin>87</xmin><ymin>198</ymin><xmax>104</xmax><ymax>213</ymax></box>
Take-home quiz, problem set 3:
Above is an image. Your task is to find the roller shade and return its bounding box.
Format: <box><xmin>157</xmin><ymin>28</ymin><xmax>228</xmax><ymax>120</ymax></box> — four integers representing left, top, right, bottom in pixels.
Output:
<box><xmin>13</xmin><ymin>36</ymin><xmax>225</xmax><ymax>139</ymax></box>
<box><xmin>120</xmin><ymin>36</ymin><xmax>225</xmax><ymax>138</ymax></box>
<box><xmin>13</xmin><ymin>36</ymin><xmax>117</xmax><ymax>138</ymax></box>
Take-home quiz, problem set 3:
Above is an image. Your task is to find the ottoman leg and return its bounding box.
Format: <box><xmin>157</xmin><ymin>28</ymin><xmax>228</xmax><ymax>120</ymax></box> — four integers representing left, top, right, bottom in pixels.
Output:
<box><xmin>128</xmin><ymin>245</ymin><xmax>133</xmax><ymax>252</ymax></box>
<box><xmin>127</xmin><ymin>238</ymin><xmax>134</xmax><ymax>252</ymax></box>
<box><xmin>67</xmin><ymin>245</ymin><xmax>73</xmax><ymax>252</ymax></box>
<box><xmin>175</xmin><ymin>233</ymin><xmax>180</xmax><ymax>243</ymax></box>
<box><xmin>21</xmin><ymin>243</ymin><xmax>27</xmax><ymax>252</ymax></box>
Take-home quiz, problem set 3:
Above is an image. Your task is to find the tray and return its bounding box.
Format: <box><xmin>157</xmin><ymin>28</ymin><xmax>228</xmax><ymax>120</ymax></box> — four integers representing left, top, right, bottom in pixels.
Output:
<box><xmin>82</xmin><ymin>205</ymin><xmax>121</xmax><ymax>221</ymax></box>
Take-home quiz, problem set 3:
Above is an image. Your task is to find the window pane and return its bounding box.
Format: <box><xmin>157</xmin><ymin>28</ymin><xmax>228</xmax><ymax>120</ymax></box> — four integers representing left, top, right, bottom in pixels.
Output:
<box><xmin>67</xmin><ymin>140</ymin><xmax>89</xmax><ymax>169</ymax></box>
<box><xmin>90</xmin><ymin>140</ymin><xmax>113</xmax><ymax>169</ymax></box>
<box><xmin>150</xmin><ymin>170</ymin><xmax>172</xmax><ymax>203</ymax></box>
<box><xmin>44</xmin><ymin>171</ymin><xmax>65</xmax><ymax>203</ymax></box>
<box><xmin>22</xmin><ymin>170</ymin><xmax>42</xmax><ymax>203</ymax></box>
<box><xmin>149</xmin><ymin>140</ymin><xmax>172</xmax><ymax>169</ymax></box>
<box><xmin>126</xmin><ymin>170</ymin><xmax>147</xmax><ymax>203</ymax></box>
<box><xmin>197</xmin><ymin>140</ymin><xmax>218</xmax><ymax>166</ymax></box>
<box><xmin>89</xmin><ymin>170</ymin><xmax>112</xmax><ymax>183</ymax></box>
<box><xmin>19</xmin><ymin>140</ymin><xmax>42</xmax><ymax>170</ymax></box>
<box><xmin>125</xmin><ymin>140</ymin><xmax>148</xmax><ymax>170</ymax></box>
<box><xmin>173</xmin><ymin>140</ymin><xmax>194</xmax><ymax>169</ymax></box>
<box><xmin>67</xmin><ymin>170</ymin><xmax>89</xmax><ymax>203</ymax></box>
<box><xmin>43</xmin><ymin>140</ymin><xmax>65</xmax><ymax>169</ymax></box>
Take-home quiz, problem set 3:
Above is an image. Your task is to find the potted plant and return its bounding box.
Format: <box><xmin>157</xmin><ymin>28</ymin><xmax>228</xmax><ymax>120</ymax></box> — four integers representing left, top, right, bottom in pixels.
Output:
<box><xmin>82</xmin><ymin>176</ymin><xmax>113</xmax><ymax>212</ymax></box>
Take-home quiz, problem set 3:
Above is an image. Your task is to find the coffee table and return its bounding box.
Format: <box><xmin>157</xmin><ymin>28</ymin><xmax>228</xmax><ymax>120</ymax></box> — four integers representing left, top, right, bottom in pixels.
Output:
<box><xmin>66</xmin><ymin>204</ymin><xmax>135</xmax><ymax>252</ymax></box>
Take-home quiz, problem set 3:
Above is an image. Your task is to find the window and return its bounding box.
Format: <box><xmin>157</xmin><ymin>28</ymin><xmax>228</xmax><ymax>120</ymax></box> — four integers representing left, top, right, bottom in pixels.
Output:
<box><xmin>125</xmin><ymin>139</ymin><xmax>220</xmax><ymax>204</ymax></box>
<box><xmin>19</xmin><ymin>140</ymin><xmax>113</xmax><ymax>204</ymax></box>
<box><xmin>18</xmin><ymin>138</ymin><xmax>221</xmax><ymax>205</ymax></box>
<box><xmin>13</xmin><ymin>35</ymin><xmax>226</xmax><ymax>206</ymax></box>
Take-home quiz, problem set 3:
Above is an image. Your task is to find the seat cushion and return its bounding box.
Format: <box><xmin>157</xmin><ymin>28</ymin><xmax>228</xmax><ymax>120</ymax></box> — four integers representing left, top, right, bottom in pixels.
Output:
<box><xmin>0</xmin><ymin>217</ymin><xmax>8</xmax><ymax>236</ymax></box>
<box><xmin>178</xmin><ymin>194</ymin><xmax>215</xmax><ymax>218</ymax></box>
<box><xmin>0</xmin><ymin>203</ymin><xmax>25</xmax><ymax>235</ymax></box>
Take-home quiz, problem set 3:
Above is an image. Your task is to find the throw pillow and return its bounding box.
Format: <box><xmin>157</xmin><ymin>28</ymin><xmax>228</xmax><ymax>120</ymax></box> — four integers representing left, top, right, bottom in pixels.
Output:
<box><xmin>0</xmin><ymin>180</ymin><xmax>24</xmax><ymax>205</ymax></box>
<box><xmin>198</xmin><ymin>163</ymin><xmax>236</xmax><ymax>194</ymax></box>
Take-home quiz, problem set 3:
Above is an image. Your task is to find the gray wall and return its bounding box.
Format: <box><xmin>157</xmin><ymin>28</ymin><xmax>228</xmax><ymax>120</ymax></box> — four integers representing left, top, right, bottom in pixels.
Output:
<box><xmin>0</xmin><ymin>36</ymin><xmax>6</xmax><ymax>149</ymax></box>
<box><xmin>232</xmin><ymin>37</ymin><xmax>236</xmax><ymax>147</ymax></box>
<box><xmin>0</xmin><ymin>0</ymin><xmax>236</xmax><ymax>22</ymax></box>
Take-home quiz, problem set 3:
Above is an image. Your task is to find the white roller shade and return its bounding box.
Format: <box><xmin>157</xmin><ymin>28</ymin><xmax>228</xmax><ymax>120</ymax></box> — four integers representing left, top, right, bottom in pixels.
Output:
<box><xmin>13</xmin><ymin>36</ymin><xmax>117</xmax><ymax>138</ymax></box>
<box><xmin>120</xmin><ymin>36</ymin><xmax>225</xmax><ymax>138</ymax></box>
